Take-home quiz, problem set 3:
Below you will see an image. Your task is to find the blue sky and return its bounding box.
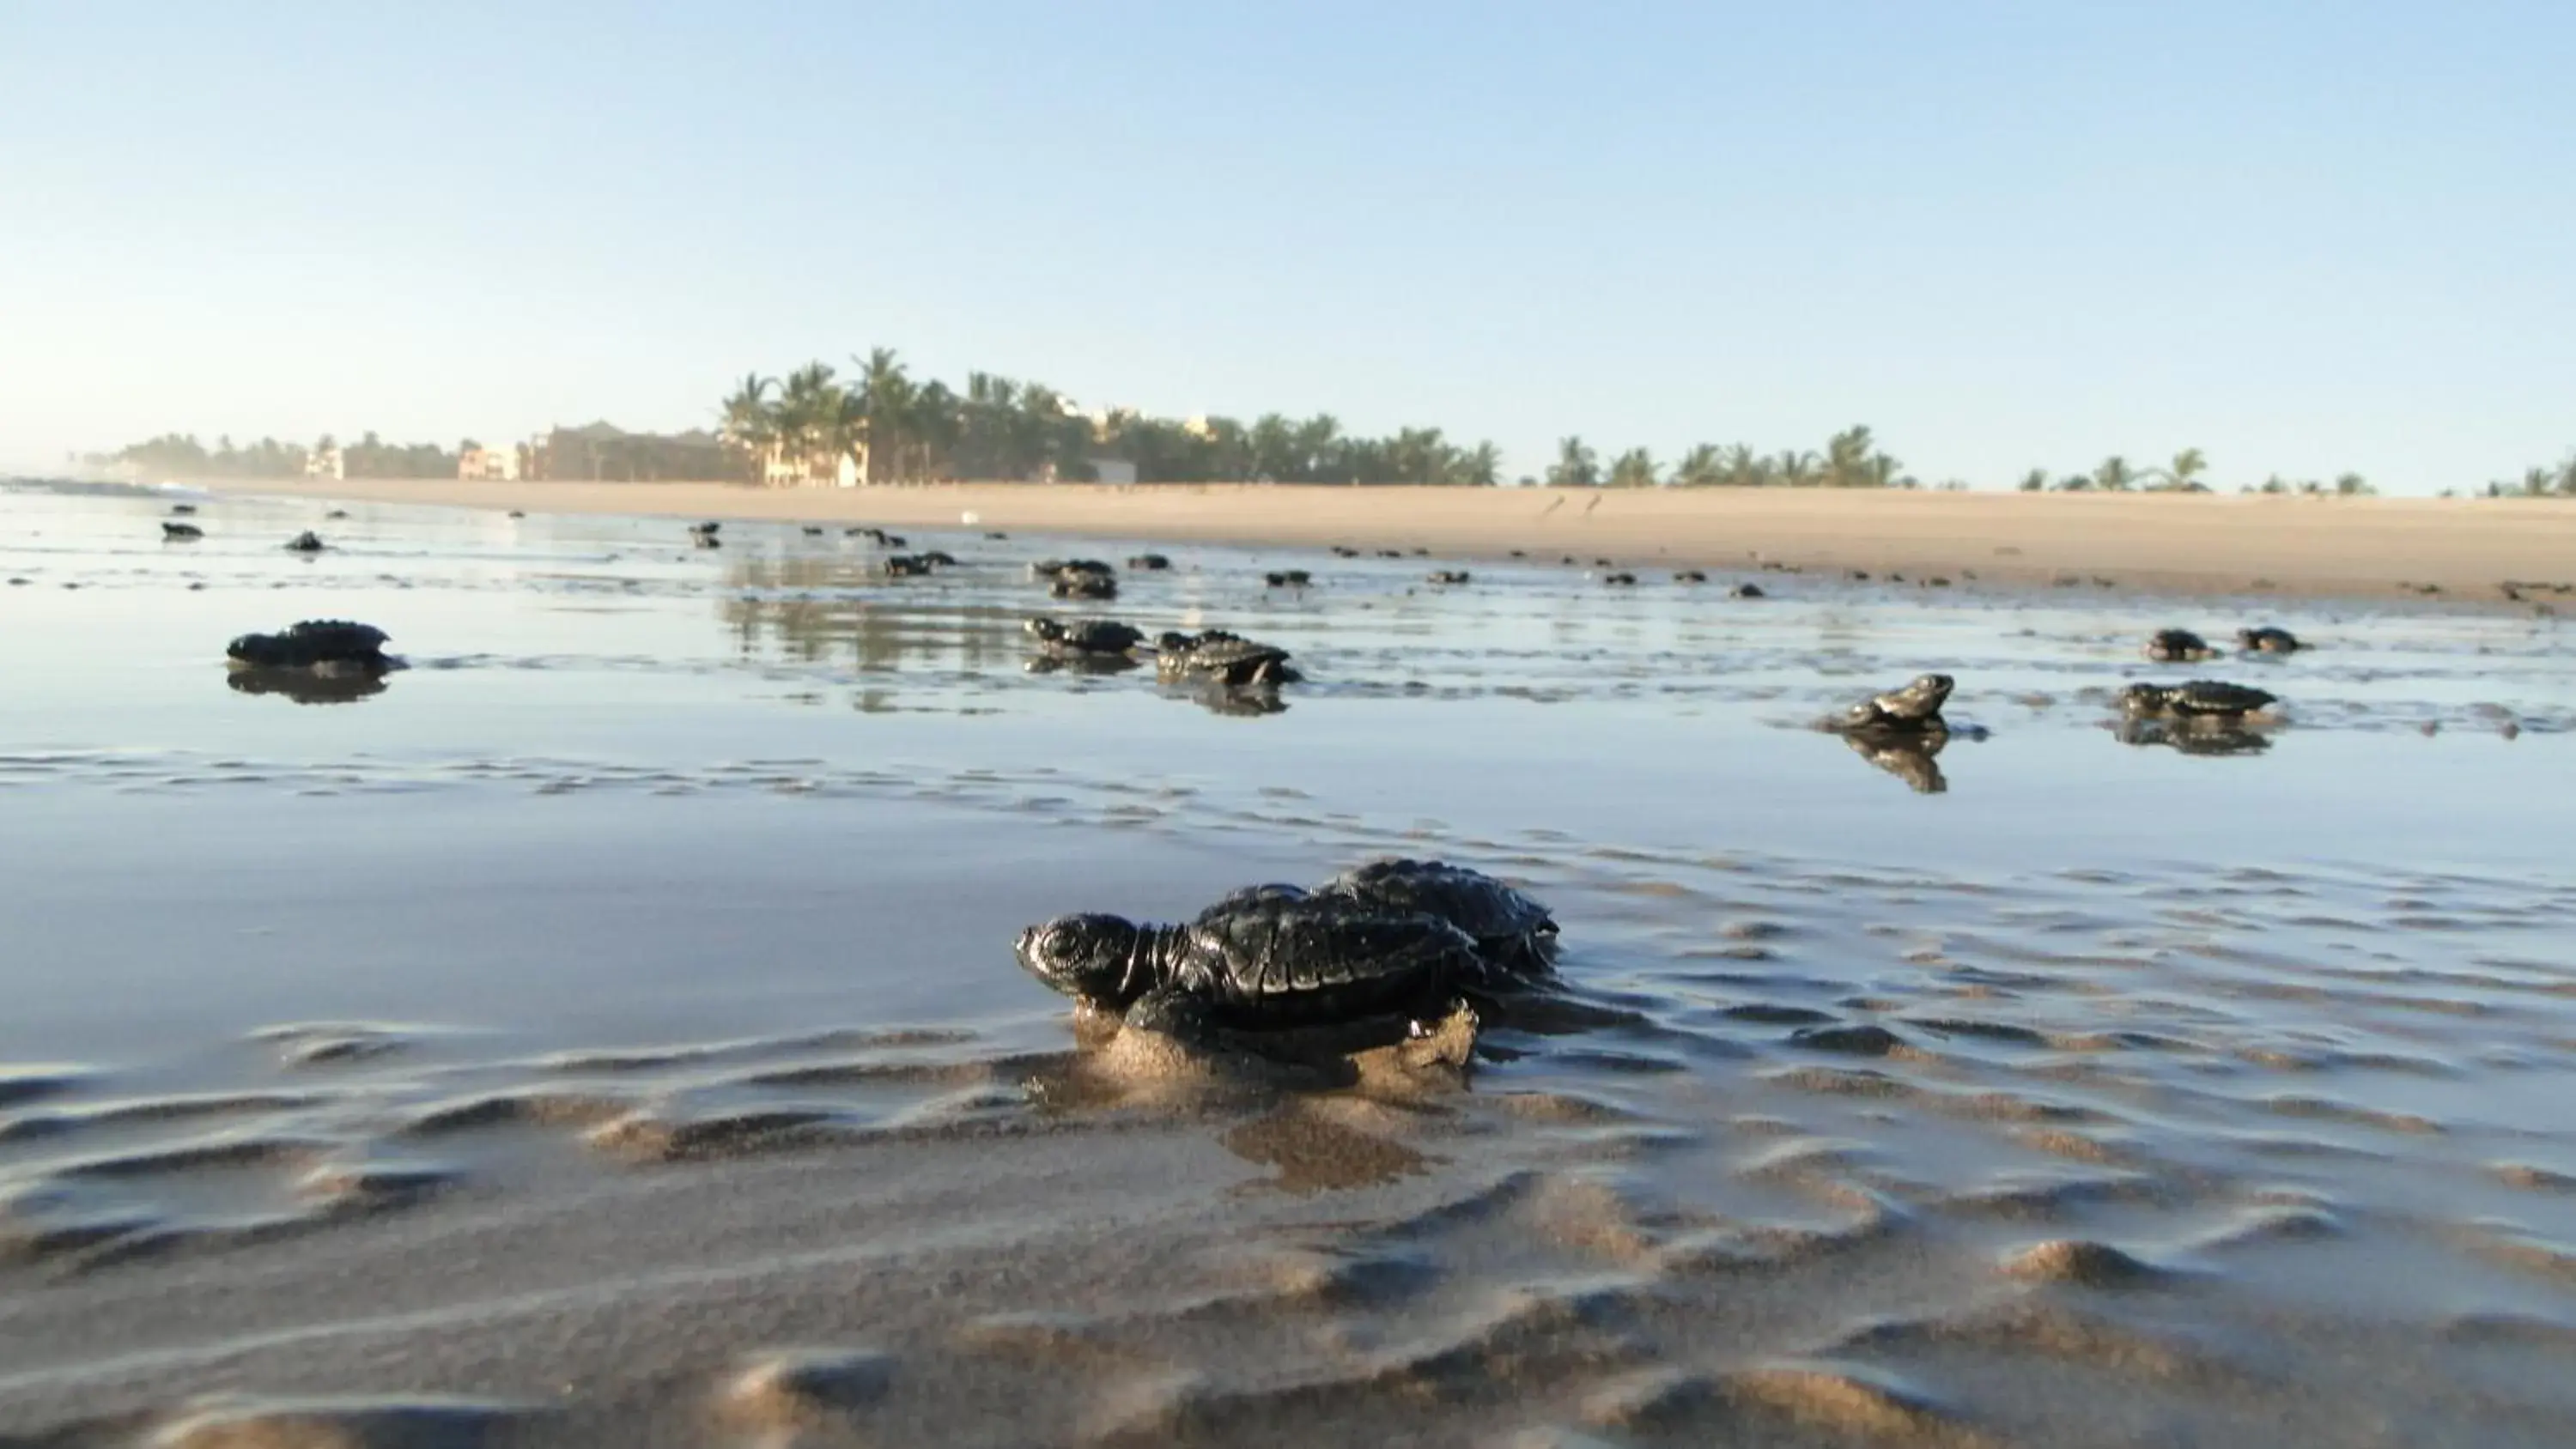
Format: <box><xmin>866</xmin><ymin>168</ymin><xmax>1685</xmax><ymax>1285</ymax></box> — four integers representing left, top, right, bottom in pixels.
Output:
<box><xmin>3</xmin><ymin>2</ymin><xmax>2569</xmax><ymax>492</ymax></box>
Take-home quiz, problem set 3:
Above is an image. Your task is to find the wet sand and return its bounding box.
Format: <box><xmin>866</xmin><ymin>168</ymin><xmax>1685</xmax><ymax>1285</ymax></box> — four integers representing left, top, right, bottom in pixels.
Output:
<box><xmin>4</xmin><ymin>480</ymin><xmax>2573</xmax><ymax>1446</ymax></box>
<box><xmin>214</xmin><ymin>476</ymin><xmax>2576</xmax><ymax>603</ymax></box>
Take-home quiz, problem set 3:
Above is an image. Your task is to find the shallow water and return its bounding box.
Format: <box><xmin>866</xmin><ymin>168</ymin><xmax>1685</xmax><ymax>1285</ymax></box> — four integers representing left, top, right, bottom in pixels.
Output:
<box><xmin>3</xmin><ymin>480</ymin><xmax>2573</xmax><ymax>1446</ymax></box>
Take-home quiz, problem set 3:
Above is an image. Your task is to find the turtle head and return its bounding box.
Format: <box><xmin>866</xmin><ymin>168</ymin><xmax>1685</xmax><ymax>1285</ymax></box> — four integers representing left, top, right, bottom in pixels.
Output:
<box><xmin>2117</xmin><ymin>682</ymin><xmax>2168</xmax><ymax>715</ymax></box>
<box><xmin>1155</xmin><ymin>631</ymin><xmax>1194</xmax><ymax>654</ymax></box>
<box><xmin>1014</xmin><ymin>912</ymin><xmax>1148</xmax><ymax>1005</ymax></box>
<box><xmin>1024</xmin><ymin>616</ymin><xmax>1065</xmax><ymax>643</ymax></box>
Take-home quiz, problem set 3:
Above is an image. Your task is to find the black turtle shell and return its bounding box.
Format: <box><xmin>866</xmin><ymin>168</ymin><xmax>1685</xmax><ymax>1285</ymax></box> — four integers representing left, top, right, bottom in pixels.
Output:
<box><xmin>226</xmin><ymin>620</ymin><xmax>392</xmax><ymax>669</ymax></box>
<box><xmin>1170</xmin><ymin>897</ymin><xmax>1481</xmax><ymax>1028</ymax></box>
<box><xmin>1028</xmin><ymin>616</ymin><xmax>1143</xmax><ymax>655</ymax></box>
<box><xmin>1315</xmin><ymin>858</ymin><xmax>1558</xmax><ymax>974</ymax></box>
<box><xmin>1157</xmin><ymin>631</ymin><xmax>1296</xmax><ymax>685</ymax></box>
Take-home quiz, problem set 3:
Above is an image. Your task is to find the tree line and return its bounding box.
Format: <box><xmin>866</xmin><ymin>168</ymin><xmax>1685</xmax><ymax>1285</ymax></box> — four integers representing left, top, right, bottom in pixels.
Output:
<box><xmin>93</xmin><ymin>432</ymin><xmax>463</xmax><ymax>479</ymax></box>
<box><xmin>721</xmin><ymin>351</ymin><xmax>1935</xmax><ymax>489</ymax></box>
<box><xmin>721</xmin><ymin>349</ymin><xmax>1509</xmax><ymax>486</ymax></box>
<box><xmin>2008</xmin><ymin>450</ymin><xmax>2379</xmax><ymax>496</ymax></box>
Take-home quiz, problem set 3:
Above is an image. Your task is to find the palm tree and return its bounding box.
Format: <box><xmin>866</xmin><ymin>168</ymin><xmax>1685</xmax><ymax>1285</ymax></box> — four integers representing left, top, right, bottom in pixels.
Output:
<box><xmin>1457</xmin><ymin>441</ymin><xmax>1502</xmax><ymax>487</ymax></box>
<box><xmin>1607</xmin><ymin>447</ymin><xmax>1659</xmax><ymax>488</ymax></box>
<box><xmin>2164</xmin><ymin>447</ymin><xmax>2208</xmax><ymax>491</ymax></box>
<box><xmin>719</xmin><ymin>373</ymin><xmax>778</xmax><ymax>482</ymax></box>
<box><xmin>2016</xmin><ymin>467</ymin><xmax>2049</xmax><ymax>493</ymax></box>
<box><xmin>773</xmin><ymin>362</ymin><xmax>841</xmax><ymax>482</ymax></box>
<box><xmin>1547</xmin><ymin>437</ymin><xmax>1600</xmax><ymax>488</ymax></box>
<box><xmin>1824</xmin><ymin>426</ymin><xmax>1876</xmax><ymax>488</ymax></box>
<box><xmin>851</xmin><ymin>349</ymin><xmax>915</xmax><ymax>482</ymax></box>
<box><xmin>1295</xmin><ymin>414</ymin><xmax>1345</xmax><ymax>482</ymax></box>
<box><xmin>1774</xmin><ymin>450</ymin><xmax>1821</xmax><ymax>488</ymax></box>
<box><xmin>2093</xmin><ymin>455</ymin><xmax>2136</xmax><ymax>492</ymax></box>
<box><xmin>1671</xmin><ymin>444</ymin><xmax>1723</xmax><ymax>488</ymax></box>
<box><xmin>1718</xmin><ymin>443</ymin><xmax>1766</xmax><ymax>488</ymax></box>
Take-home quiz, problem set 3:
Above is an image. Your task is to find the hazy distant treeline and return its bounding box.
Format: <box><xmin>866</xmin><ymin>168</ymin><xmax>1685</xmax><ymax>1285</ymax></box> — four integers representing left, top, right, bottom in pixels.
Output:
<box><xmin>94</xmin><ymin>432</ymin><xmax>459</xmax><ymax>480</ymax></box>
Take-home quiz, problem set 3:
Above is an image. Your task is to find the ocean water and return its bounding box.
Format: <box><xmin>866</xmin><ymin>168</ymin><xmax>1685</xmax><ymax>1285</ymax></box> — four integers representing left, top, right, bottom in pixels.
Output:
<box><xmin>3</xmin><ymin>479</ymin><xmax>2573</xmax><ymax>1446</ymax></box>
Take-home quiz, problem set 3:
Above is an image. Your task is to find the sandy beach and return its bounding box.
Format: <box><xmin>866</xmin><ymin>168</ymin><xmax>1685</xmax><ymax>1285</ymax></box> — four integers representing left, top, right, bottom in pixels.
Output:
<box><xmin>209</xmin><ymin>476</ymin><xmax>2576</xmax><ymax>603</ymax></box>
<box><xmin>3</xmin><ymin>478</ymin><xmax>2572</xmax><ymax>1447</ymax></box>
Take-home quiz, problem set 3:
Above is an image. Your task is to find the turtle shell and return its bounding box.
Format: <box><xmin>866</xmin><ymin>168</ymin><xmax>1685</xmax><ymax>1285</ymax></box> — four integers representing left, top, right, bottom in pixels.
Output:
<box><xmin>1315</xmin><ymin>858</ymin><xmax>1558</xmax><ymax>974</ymax></box>
<box><xmin>226</xmin><ymin>620</ymin><xmax>391</xmax><ymax>669</ymax></box>
<box><xmin>1027</xmin><ymin>616</ymin><xmax>1143</xmax><ymax>655</ymax></box>
<box><xmin>1050</xmin><ymin>573</ymin><xmax>1117</xmax><ymax>600</ymax></box>
<box><xmin>2165</xmin><ymin>680</ymin><xmax>2277</xmax><ymax>717</ymax></box>
<box><xmin>1170</xmin><ymin>897</ymin><xmax>1481</xmax><ymax>1028</ymax></box>
<box><xmin>1157</xmin><ymin>632</ymin><xmax>1297</xmax><ymax>685</ymax></box>
<box><xmin>2144</xmin><ymin>629</ymin><xmax>2216</xmax><ymax>663</ymax></box>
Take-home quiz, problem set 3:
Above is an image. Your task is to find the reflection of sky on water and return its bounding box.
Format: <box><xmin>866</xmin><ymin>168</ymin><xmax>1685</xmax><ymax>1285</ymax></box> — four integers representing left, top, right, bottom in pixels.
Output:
<box><xmin>1</xmin><ymin>480</ymin><xmax>2568</xmax><ymax>877</ymax></box>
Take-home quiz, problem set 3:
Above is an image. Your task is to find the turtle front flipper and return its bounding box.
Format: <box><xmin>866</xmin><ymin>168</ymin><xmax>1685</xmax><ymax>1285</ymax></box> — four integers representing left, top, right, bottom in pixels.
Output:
<box><xmin>1123</xmin><ymin>986</ymin><xmax>1220</xmax><ymax>1044</ymax></box>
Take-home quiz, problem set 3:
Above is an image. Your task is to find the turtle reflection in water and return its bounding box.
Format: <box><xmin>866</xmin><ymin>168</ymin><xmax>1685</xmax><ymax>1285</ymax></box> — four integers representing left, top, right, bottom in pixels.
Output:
<box><xmin>1179</xmin><ymin>682</ymin><xmax>1289</xmax><ymax>717</ymax></box>
<box><xmin>2114</xmin><ymin>718</ymin><xmax>2273</xmax><ymax>756</ymax></box>
<box><xmin>226</xmin><ymin>668</ymin><xmax>392</xmax><ymax>705</ymax></box>
<box><xmin>1840</xmin><ymin>731</ymin><xmax>1951</xmax><ymax>793</ymax></box>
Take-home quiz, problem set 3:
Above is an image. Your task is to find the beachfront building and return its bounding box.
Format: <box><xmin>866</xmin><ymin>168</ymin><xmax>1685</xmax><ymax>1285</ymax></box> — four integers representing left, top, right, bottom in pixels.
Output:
<box><xmin>303</xmin><ymin>444</ymin><xmax>343</xmax><ymax>480</ymax></box>
<box><xmin>457</xmin><ymin>444</ymin><xmax>520</xmax><ymax>482</ymax></box>
<box><xmin>762</xmin><ymin>446</ymin><xmax>860</xmax><ymax>488</ymax></box>
<box><xmin>523</xmin><ymin>422</ymin><xmax>734</xmax><ymax>482</ymax></box>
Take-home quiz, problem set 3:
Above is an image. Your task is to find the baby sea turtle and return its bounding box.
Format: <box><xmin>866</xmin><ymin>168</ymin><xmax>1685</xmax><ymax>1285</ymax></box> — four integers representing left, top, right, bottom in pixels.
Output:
<box><xmin>1155</xmin><ymin>629</ymin><xmax>1301</xmax><ymax>686</ymax></box>
<box><xmin>2119</xmin><ymin>681</ymin><xmax>2276</xmax><ymax>719</ymax></box>
<box><xmin>1674</xmin><ymin>569</ymin><xmax>1707</xmax><ymax>584</ymax></box>
<box><xmin>283</xmin><ymin>530</ymin><xmax>326</xmax><ymax>553</ymax></box>
<box><xmin>2143</xmin><ymin>628</ymin><xmax>2217</xmax><ymax>663</ymax></box>
<box><xmin>1601</xmin><ymin>572</ymin><xmax>1638</xmax><ymax>587</ymax></box>
<box><xmin>1018</xmin><ymin>894</ymin><xmax>1484</xmax><ymax>1032</ymax></box>
<box><xmin>2238</xmin><ymin>626</ymin><xmax>2300</xmax><ymax>653</ymax></box>
<box><xmin>1051</xmin><ymin>571</ymin><xmax>1116</xmax><ymax>600</ymax></box>
<box><xmin>1729</xmin><ymin>583</ymin><xmax>1765</xmax><ymax>599</ymax></box>
<box><xmin>689</xmin><ymin>522</ymin><xmax>722</xmax><ymax>549</ymax></box>
<box><xmin>324</xmin><ymin>509</ymin><xmax>349</xmax><ymax>520</ymax></box>
<box><xmin>161</xmin><ymin>521</ymin><xmax>204</xmax><ymax>541</ymax></box>
<box><xmin>919</xmin><ymin>549</ymin><xmax>957</xmax><ymax>567</ymax></box>
<box><xmin>1264</xmin><ymin>569</ymin><xmax>1312</xmax><ymax>588</ymax></box>
<box><xmin>1026</xmin><ymin>616</ymin><xmax>1145</xmax><ymax>658</ymax></box>
<box><xmin>1427</xmin><ymin>569</ymin><xmax>1471</xmax><ymax>585</ymax></box>
<box><xmin>1828</xmin><ymin>673</ymin><xmax>1954</xmax><ymax>737</ymax></box>
<box><xmin>1014</xmin><ymin>860</ymin><xmax>1554</xmax><ymax>1031</ymax></box>
<box><xmin>1032</xmin><ymin>558</ymin><xmax>1115</xmax><ymax>579</ymax></box>
<box><xmin>883</xmin><ymin>554</ymin><xmax>933</xmax><ymax>577</ymax></box>
<box><xmin>1127</xmin><ymin>553</ymin><xmax>1171</xmax><ymax>570</ymax></box>
<box><xmin>801</xmin><ymin>525</ymin><xmax>824</xmax><ymax>537</ymax></box>
<box><xmin>226</xmin><ymin>620</ymin><xmax>396</xmax><ymax>672</ymax></box>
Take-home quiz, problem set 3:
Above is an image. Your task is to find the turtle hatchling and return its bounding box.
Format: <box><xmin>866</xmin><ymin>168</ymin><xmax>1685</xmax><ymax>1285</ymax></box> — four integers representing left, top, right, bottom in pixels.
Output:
<box><xmin>1155</xmin><ymin>629</ymin><xmax>1301</xmax><ymax>686</ymax></box>
<box><xmin>1014</xmin><ymin>859</ymin><xmax>1555</xmax><ymax>1033</ymax></box>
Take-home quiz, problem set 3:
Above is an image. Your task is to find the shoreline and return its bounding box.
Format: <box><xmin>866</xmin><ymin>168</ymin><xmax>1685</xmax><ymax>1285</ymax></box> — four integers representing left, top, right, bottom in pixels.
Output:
<box><xmin>205</xmin><ymin>476</ymin><xmax>2576</xmax><ymax>603</ymax></box>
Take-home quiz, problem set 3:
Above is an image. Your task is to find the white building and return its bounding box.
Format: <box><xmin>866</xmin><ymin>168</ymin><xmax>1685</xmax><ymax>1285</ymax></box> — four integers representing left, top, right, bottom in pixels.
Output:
<box><xmin>304</xmin><ymin>446</ymin><xmax>343</xmax><ymax>480</ymax></box>
<box><xmin>458</xmin><ymin>445</ymin><xmax>519</xmax><ymax>481</ymax></box>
